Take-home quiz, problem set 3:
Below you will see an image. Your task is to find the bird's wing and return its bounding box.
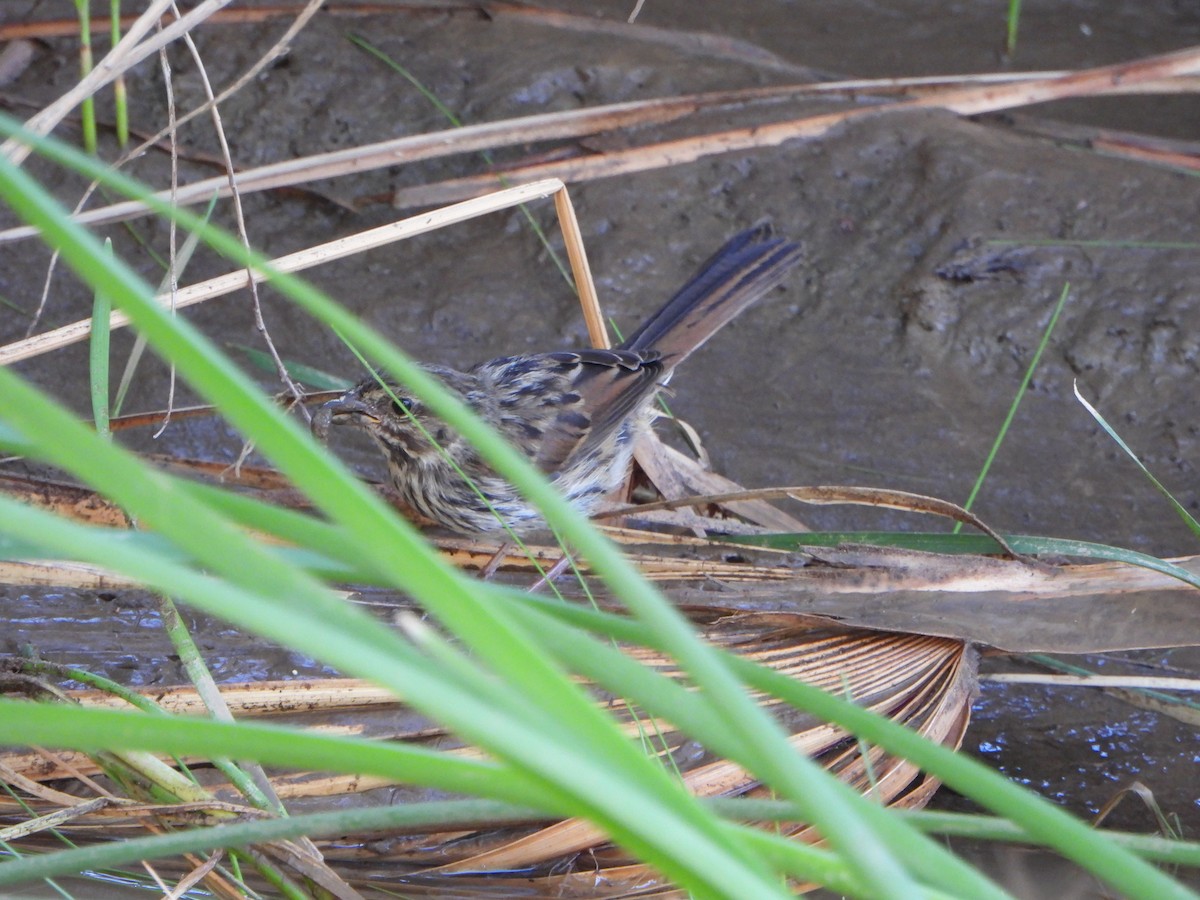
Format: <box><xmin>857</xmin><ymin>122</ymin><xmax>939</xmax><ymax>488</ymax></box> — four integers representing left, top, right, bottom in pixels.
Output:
<box><xmin>480</xmin><ymin>350</ymin><xmax>664</xmax><ymax>475</ymax></box>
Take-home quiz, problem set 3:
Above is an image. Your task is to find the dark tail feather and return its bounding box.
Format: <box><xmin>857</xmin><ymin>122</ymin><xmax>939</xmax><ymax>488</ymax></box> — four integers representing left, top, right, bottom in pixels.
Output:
<box><xmin>618</xmin><ymin>225</ymin><xmax>803</xmax><ymax>367</ymax></box>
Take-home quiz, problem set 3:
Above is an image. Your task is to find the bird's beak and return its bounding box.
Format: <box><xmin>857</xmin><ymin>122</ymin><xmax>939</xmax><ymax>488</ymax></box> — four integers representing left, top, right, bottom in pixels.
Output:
<box><xmin>311</xmin><ymin>390</ymin><xmax>380</xmax><ymax>441</ymax></box>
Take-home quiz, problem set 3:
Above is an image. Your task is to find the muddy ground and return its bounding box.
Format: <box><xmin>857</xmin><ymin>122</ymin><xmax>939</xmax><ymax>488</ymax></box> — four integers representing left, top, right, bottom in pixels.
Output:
<box><xmin>1</xmin><ymin>0</ymin><xmax>1198</xmax><ymax>893</ymax></box>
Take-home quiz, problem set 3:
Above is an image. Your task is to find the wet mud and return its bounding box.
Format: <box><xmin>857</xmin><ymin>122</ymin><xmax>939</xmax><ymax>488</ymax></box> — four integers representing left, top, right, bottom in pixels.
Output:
<box><xmin>2</xmin><ymin>1</ymin><xmax>1198</xmax><ymax>888</ymax></box>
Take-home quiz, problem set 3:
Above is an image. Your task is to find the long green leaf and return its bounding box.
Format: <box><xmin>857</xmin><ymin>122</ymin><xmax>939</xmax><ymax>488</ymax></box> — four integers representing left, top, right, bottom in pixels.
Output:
<box><xmin>1075</xmin><ymin>381</ymin><xmax>1200</xmax><ymax>540</ymax></box>
<box><xmin>956</xmin><ymin>282</ymin><xmax>1070</xmax><ymax>531</ymax></box>
<box><xmin>88</xmin><ymin>237</ymin><xmax>112</xmax><ymax>436</ymax></box>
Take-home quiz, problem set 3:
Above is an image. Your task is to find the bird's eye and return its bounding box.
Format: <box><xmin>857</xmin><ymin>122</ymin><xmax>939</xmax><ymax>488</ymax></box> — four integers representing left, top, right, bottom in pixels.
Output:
<box><xmin>391</xmin><ymin>397</ymin><xmax>416</xmax><ymax>416</ymax></box>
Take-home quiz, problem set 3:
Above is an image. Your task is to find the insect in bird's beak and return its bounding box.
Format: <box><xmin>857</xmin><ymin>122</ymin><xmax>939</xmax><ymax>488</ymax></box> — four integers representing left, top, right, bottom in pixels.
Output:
<box><xmin>311</xmin><ymin>391</ymin><xmax>380</xmax><ymax>441</ymax></box>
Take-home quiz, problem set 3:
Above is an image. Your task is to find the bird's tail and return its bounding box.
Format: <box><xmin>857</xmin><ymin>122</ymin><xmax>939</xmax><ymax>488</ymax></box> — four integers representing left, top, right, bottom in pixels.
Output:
<box><xmin>618</xmin><ymin>225</ymin><xmax>803</xmax><ymax>367</ymax></box>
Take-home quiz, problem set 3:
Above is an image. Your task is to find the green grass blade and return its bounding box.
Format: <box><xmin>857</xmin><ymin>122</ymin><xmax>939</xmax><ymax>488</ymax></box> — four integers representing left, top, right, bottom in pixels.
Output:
<box><xmin>0</xmin><ymin>795</ymin><xmax>543</xmax><ymax>889</ymax></box>
<box><xmin>956</xmin><ymin>282</ymin><xmax>1070</xmax><ymax>531</ymax></box>
<box><xmin>71</xmin><ymin>0</ymin><xmax>97</xmax><ymax>155</ymax></box>
<box><xmin>898</xmin><ymin>809</ymin><xmax>1200</xmax><ymax>867</ymax></box>
<box><xmin>1005</xmin><ymin>0</ymin><xmax>1022</xmax><ymax>54</ymax></box>
<box><xmin>88</xmin><ymin>238</ymin><xmax>112</xmax><ymax>437</ymax></box>
<box><xmin>741</xmin><ymin>657</ymin><xmax>1196</xmax><ymax>900</ymax></box>
<box><xmin>1074</xmin><ymin>381</ymin><xmax>1200</xmax><ymax>540</ymax></box>
<box><xmin>109</xmin><ymin>0</ymin><xmax>128</xmax><ymax>147</ymax></box>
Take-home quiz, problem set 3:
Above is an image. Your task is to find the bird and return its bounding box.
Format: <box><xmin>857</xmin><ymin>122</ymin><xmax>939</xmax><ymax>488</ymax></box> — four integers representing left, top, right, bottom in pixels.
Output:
<box><xmin>313</xmin><ymin>226</ymin><xmax>802</xmax><ymax>534</ymax></box>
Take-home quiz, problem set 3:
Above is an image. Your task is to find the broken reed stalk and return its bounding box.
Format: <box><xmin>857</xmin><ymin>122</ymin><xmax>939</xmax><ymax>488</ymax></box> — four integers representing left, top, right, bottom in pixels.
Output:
<box><xmin>3</xmin><ymin>47</ymin><xmax>1199</xmax><ymax>241</ymax></box>
<box><xmin>0</xmin><ymin>179</ymin><xmax>598</xmax><ymax>365</ymax></box>
<box><xmin>388</xmin><ymin>43</ymin><xmax>1200</xmax><ymax>208</ymax></box>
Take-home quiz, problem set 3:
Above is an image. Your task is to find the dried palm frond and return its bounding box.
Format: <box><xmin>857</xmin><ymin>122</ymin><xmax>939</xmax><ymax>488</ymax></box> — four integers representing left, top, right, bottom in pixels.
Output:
<box><xmin>1</xmin><ymin>616</ymin><xmax>973</xmax><ymax>896</ymax></box>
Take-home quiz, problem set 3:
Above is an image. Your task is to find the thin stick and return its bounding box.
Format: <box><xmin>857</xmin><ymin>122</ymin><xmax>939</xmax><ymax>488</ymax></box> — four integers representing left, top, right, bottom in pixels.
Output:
<box><xmin>553</xmin><ymin>186</ymin><xmax>607</xmax><ymax>349</ymax></box>
<box><xmin>984</xmin><ymin>673</ymin><xmax>1200</xmax><ymax>691</ymax></box>
<box><xmin>0</xmin><ymin>178</ymin><xmax>566</xmax><ymax>365</ymax></box>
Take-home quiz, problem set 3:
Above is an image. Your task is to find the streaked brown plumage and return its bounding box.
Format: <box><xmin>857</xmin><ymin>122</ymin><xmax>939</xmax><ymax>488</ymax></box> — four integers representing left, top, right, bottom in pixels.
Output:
<box><xmin>313</xmin><ymin>227</ymin><xmax>802</xmax><ymax>533</ymax></box>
